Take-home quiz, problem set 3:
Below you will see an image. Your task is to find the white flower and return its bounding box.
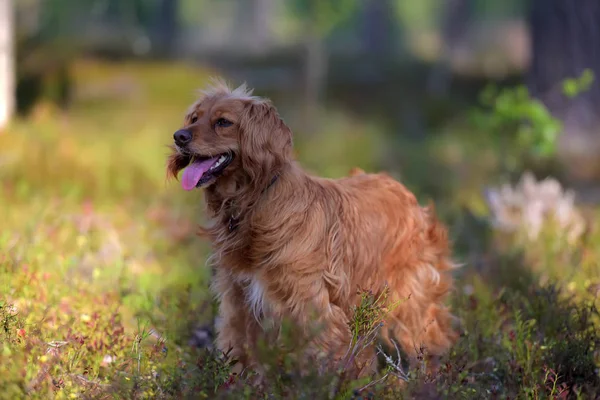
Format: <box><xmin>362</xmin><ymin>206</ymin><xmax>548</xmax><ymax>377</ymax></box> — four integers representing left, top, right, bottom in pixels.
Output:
<box><xmin>484</xmin><ymin>171</ymin><xmax>585</xmax><ymax>243</ymax></box>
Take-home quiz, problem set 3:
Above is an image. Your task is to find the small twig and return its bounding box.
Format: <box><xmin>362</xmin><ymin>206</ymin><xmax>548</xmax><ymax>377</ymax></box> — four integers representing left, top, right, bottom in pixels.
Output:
<box><xmin>26</xmin><ymin>348</ymin><xmax>61</xmax><ymax>393</ymax></box>
<box><xmin>356</xmin><ymin>340</ymin><xmax>409</xmax><ymax>393</ymax></box>
<box><xmin>391</xmin><ymin>338</ymin><xmax>403</xmax><ymax>367</ymax></box>
<box><xmin>356</xmin><ymin>373</ymin><xmax>390</xmax><ymax>393</ymax></box>
<box><xmin>376</xmin><ymin>344</ymin><xmax>409</xmax><ymax>382</ymax></box>
<box><xmin>47</xmin><ymin>340</ymin><xmax>69</xmax><ymax>348</ymax></box>
<box><xmin>68</xmin><ymin>374</ymin><xmax>111</xmax><ymax>389</ymax></box>
<box><xmin>341</xmin><ymin>325</ymin><xmax>381</xmax><ymax>372</ymax></box>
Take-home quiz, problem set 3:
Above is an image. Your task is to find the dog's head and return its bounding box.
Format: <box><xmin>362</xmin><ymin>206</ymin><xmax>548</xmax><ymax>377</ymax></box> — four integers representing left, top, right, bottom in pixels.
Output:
<box><xmin>167</xmin><ymin>79</ymin><xmax>293</xmax><ymax>191</ymax></box>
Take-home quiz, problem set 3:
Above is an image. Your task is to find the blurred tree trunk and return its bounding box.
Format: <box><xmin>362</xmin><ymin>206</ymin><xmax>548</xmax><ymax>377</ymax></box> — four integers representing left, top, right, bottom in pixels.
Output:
<box><xmin>527</xmin><ymin>0</ymin><xmax>600</xmax><ymax>182</ymax></box>
<box><xmin>303</xmin><ymin>28</ymin><xmax>326</xmax><ymax>135</ymax></box>
<box><xmin>361</xmin><ymin>0</ymin><xmax>426</xmax><ymax>140</ymax></box>
<box><xmin>302</xmin><ymin>0</ymin><xmax>327</xmax><ymax>136</ymax></box>
<box><xmin>427</xmin><ymin>0</ymin><xmax>473</xmax><ymax>97</ymax></box>
<box><xmin>153</xmin><ymin>0</ymin><xmax>178</xmax><ymax>57</ymax></box>
<box><xmin>0</xmin><ymin>0</ymin><xmax>14</xmax><ymax>130</ymax></box>
<box><xmin>359</xmin><ymin>0</ymin><xmax>397</xmax><ymax>90</ymax></box>
<box><xmin>298</xmin><ymin>0</ymin><xmax>356</xmax><ymax>134</ymax></box>
<box><xmin>235</xmin><ymin>0</ymin><xmax>274</xmax><ymax>53</ymax></box>
<box><xmin>250</xmin><ymin>0</ymin><xmax>273</xmax><ymax>52</ymax></box>
<box><xmin>360</xmin><ymin>0</ymin><xmax>397</xmax><ymax>60</ymax></box>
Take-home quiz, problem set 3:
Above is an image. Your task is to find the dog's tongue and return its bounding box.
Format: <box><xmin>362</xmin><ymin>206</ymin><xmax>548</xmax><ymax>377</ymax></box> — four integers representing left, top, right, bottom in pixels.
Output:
<box><xmin>181</xmin><ymin>158</ymin><xmax>218</xmax><ymax>190</ymax></box>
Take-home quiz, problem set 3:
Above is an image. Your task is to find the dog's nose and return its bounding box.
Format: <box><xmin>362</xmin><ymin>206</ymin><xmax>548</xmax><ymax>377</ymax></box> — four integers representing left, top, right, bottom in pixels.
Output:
<box><xmin>174</xmin><ymin>129</ymin><xmax>192</xmax><ymax>146</ymax></box>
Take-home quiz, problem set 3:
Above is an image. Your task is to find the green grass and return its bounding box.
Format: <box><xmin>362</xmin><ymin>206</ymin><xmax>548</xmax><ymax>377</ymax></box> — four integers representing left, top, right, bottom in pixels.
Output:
<box><xmin>1</xmin><ymin>59</ymin><xmax>600</xmax><ymax>399</ymax></box>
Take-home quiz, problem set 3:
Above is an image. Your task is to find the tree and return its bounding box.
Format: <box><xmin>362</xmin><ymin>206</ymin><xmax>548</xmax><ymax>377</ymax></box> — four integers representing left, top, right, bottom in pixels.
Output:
<box><xmin>361</xmin><ymin>0</ymin><xmax>398</xmax><ymax>61</ymax></box>
<box><xmin>527</xmin><ymin>0</ymin><xmax>600</xmax><ymax>182</ymax></box>
<box><xmin>234</xmin><ymin>0</ymin><xmax>275</xmax><ymax>53</ymax></box>
<box><xmin>152</xmin><ymin>0</ymin><xmax>179</xmax><ymax>57</ymax></box>
<box><xmin>427</xmin><ymin>0</ymin><xmax>473</xmax><ymax>97</ymax></box>
<box><xmin>0</xmin><ymin>0</ymin><xmax>14</xmax><ymax>130</ymax></box>
<box><xmin>288</xmin><ymin>0</ymin><xmax>357</xmax><ymax>134</ymax></box>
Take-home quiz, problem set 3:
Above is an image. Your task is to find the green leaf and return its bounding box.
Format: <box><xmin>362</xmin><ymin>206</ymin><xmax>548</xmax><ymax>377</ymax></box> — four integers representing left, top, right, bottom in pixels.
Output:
<box><xmin>563</xmin><ymin>68</ymin><xmax>596</xmax><ymax>98</ymax></box>
<box><xmin>563</xmin><ymin>80</ymin><xmax>579</xmax><ymax>98</ymax></box>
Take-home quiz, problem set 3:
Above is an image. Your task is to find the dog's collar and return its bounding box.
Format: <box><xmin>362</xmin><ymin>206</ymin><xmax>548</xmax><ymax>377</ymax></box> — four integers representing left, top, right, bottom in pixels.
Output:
<box><xmin>227</xmin><ymin>174</ymin><xmax>280</xmax><ymax>233</ymax></box>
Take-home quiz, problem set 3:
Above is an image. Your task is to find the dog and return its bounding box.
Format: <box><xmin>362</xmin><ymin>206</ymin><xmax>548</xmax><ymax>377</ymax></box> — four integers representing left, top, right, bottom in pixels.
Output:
<box><xmin>167</xmin><ymin>79</ymin><xmax>459</xmax><ymax>376</ymax></box>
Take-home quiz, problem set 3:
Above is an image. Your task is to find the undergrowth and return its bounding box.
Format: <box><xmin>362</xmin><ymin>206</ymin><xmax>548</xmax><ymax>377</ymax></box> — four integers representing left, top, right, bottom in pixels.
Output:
<box><xmin>0</xmin><ymin>59</ymin><xmax>599</xmax><ymax>399</ymax></box>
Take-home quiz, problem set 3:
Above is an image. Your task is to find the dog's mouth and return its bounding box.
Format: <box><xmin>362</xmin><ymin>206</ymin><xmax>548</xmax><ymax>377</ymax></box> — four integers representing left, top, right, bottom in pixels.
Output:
<box><xmin>180</xmin><ymin>153</ymin><xmax>234</xmax><ymax>190</ymax></box>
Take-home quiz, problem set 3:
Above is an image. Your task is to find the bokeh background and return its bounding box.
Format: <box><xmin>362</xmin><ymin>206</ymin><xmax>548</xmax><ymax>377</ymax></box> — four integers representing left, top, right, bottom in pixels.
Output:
<box><xmin>1</xmin><ymin>1</ymin><xmax>600</xmax><ymax>398</ymax></box>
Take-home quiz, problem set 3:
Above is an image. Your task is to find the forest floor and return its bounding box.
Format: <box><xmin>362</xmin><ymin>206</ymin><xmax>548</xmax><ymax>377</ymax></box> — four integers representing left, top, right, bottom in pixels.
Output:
<box><xmin>1</xmin><ymin>60</ymin><xmax>599</xmax><ymax>399</ymax></box>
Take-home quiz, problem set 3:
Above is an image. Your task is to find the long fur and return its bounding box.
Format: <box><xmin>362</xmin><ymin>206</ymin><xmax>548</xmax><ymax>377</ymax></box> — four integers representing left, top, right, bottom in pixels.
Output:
<box><xmin>167</xmin><ymin>79</ymin><xmax>459</xmax><ymax>374</ymax></box>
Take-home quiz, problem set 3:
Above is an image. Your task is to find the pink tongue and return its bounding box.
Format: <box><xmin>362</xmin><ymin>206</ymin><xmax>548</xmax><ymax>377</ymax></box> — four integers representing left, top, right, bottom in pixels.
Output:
<box><xmin>181</xmin><ymin>158</ymin><xmax>218</xmax><ymax>191</ymax></box>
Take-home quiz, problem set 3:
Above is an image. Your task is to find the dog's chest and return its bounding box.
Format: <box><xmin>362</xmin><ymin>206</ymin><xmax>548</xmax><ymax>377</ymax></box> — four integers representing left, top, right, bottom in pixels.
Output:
<box><xmin>236</xmin><ymin>274</ymin><xmax>271</xmax><ymax>323</ymax></box>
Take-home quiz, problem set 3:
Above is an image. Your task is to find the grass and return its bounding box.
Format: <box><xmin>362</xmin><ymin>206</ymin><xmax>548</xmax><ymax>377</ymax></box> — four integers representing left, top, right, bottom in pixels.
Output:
<box><xmin>1</xmin><ymin>59</ymin><xmax>600</xmax><ymax>399</ymax></box>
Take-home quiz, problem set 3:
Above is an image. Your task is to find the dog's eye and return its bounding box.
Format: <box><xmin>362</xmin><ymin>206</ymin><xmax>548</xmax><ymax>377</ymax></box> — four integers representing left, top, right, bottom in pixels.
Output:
<box><xmin>190</xmin><ymin>116</ymin><xmax>198</xmax><ymax>124</ymax></box>
<box><xmin>215</xmin><ymin>118</ymin><xmax>233</xmax><ymax>128</ymax></box>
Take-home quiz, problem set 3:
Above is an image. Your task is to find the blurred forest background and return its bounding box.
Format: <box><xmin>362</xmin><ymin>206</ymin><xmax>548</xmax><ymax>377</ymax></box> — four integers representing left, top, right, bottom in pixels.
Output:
<box><xmin>1</xmin><ymin>0</ymin><xmax>600</xmax><ymax>398</ymax></box>
<box><xmin>7</xmin><ymin>0</ymin><xmax>600</xmax><ymax>191</ymax></box>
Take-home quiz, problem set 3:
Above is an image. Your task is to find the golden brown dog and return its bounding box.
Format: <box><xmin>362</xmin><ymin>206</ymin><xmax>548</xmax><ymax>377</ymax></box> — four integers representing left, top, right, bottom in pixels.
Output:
<box><xmin>167</xmin><ymin>79</ymin><xmax>459</xmax><ymax>375</ymax></box>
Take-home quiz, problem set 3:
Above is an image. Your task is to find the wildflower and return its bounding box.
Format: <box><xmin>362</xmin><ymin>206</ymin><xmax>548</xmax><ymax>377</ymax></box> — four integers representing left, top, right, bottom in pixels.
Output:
<box><xmin>81</xmin><ymin>314</ymin><xmax>91</xmax><ymax>322</ymax></box>
<box><xmin>101</xmin><ymin>355</ymin><xmax>115</xmax><ymax>366</ymax></box>
<box><xmin>485</xmin><ymin>171</ymin><xmax>585</xmax><ymax>243</ymax></box>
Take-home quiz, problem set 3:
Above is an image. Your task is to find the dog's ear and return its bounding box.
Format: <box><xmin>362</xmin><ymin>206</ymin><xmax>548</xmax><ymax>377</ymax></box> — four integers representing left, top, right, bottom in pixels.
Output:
<box><xmin>238</xmin><ymin>100</ymin><xmax>292</xmax><ymax>182</ymax></box>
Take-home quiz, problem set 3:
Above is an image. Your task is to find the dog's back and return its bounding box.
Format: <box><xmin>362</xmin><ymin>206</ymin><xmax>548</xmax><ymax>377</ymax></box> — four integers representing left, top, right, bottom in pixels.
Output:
<box><xmin>327</xmin><ymin>171</ymin><xmax>459</xmax><ymax>362</ymax></box>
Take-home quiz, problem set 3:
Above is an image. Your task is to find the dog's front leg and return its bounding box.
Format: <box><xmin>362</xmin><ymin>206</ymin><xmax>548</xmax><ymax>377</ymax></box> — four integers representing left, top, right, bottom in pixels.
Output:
<box><xmin>212</xmin><ymin>273</ymin><xmax>255</xmax><ymax>372</ymax></box>
<box><xmin>268</xmin><ymin>278</ymin><xmax>354</xmax><ymax>372</ymax></box>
